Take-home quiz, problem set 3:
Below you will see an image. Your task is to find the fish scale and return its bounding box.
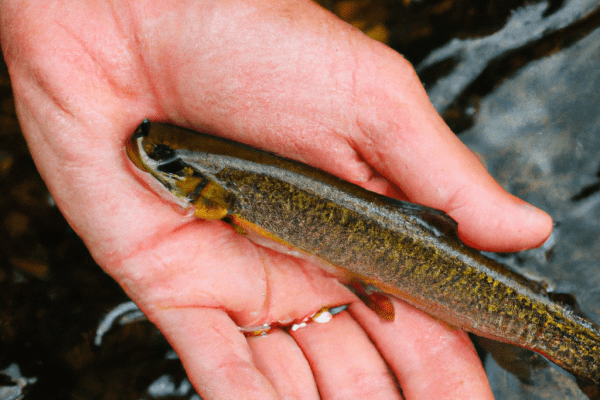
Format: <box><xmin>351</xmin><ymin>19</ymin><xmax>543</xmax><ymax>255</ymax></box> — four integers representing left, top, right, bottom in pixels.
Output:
<box><xmin>126</xmin><ymin>120</ymin><xmax>600</xmax><ymax>383</ymax></box>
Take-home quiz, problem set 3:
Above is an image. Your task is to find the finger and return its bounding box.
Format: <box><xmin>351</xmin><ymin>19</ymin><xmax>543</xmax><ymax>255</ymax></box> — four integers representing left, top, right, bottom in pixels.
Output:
<box><xmin>291</xmin><ymin>310</ymin><xmax>403</xmax><ymax>400</ymax></box>
<box><xmin>349</xmin><ymin>298</ymin><xmax>494</xmax><ymax>400</ymax></box>
<box><xmin>349</xmin><ymin>43</ymin><xmax>552</xmax><ymax>252</ymax></box>
<box><xmin>248</xmin><ymin>329</ymin><xmax>319</xmax><ymax>399</ymax></box>
<box><xmin>151</xmin><ymin>306</ymin><xmax>278</xmax><ymax>400</ymax></box>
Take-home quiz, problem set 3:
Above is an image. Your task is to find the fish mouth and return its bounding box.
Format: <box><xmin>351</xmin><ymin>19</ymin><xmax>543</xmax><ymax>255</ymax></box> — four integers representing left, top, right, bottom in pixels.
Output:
<box><xmin>125</xmin><ymin>121</ymin><xmax>150</xmax><ymax>173</ymax></box>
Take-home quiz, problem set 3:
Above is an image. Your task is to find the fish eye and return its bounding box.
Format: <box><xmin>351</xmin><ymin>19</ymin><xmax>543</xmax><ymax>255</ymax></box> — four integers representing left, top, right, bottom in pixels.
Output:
<box><xmin>146</xmin><ymin>143</ymin><xmax>176</xmax><ymax>162</ymax></box>
<box><xmin>156</xmin><ymin>158</ymin><xmax>188</xmax><ymax>176</ymax></box>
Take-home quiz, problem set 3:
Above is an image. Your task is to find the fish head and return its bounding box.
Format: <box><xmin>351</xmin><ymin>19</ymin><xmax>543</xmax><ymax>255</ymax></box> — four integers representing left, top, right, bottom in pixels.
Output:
<box><xmin>126</xmin><ymin>120</ymin><xmax>234</xmax><ymax>220</ymax></box>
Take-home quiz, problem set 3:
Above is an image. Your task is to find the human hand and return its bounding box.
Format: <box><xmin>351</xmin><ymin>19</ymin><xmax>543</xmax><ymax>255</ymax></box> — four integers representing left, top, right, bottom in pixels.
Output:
<box><xmin>0</xmin><ymin>0</ymin><xmax>552</xmax><ymax>398</ymax></box>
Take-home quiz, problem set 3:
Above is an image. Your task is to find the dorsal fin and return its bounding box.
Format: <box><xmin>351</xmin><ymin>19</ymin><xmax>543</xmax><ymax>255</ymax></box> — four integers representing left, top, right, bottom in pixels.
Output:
<box><xmin>383</xmin><ymin>196</ymin><xmax>458</xmax><ymax>236</ymax></box>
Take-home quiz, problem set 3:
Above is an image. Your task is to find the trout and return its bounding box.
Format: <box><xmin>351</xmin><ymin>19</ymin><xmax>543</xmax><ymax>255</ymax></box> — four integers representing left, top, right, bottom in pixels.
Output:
<box><xmin>126</xmin><ymin>120</ymin><xmax>600</xmax><ymax>383</ymax></box>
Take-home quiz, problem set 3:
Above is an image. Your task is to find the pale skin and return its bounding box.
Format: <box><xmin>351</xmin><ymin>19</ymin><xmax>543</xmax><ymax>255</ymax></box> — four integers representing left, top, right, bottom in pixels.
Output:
<box><xmin>0</xmin><ymin>0</ymin><xmax>553</xmax><ymax>398</ymax></box>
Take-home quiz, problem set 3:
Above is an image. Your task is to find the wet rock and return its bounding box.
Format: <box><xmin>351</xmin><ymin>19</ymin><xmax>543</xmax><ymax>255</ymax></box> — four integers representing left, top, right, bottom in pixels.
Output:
<box><xmin>459</xmin><ymin>25</ymin><xmax>600</xmax><ymax>400</ymax></box>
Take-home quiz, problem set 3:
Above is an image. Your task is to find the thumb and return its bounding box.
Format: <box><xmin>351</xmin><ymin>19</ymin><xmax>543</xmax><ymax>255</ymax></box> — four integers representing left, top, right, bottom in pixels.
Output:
<box><xmin>351</xmin><ymin>42</ymin><xmax>552</xmax><ymax>252</ymax></box>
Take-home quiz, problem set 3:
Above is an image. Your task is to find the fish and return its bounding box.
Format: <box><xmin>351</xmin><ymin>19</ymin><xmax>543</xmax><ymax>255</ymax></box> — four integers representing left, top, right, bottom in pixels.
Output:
<box><xmin>126</xmin><ymin>120</ymin><xmax>600</xmax><ymax>383</ymax></box>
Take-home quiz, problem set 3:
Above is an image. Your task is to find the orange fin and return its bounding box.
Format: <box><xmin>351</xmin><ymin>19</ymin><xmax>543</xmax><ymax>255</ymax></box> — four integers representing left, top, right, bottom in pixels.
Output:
<box><xmin>367</xmin><ymin>292</ymin><xmax>396</xmax><ymax>321</ymax></box>
<box><xmin>348</xmin><ymin>281</ymin><xmax>395</xmax><ymax>321</ymax></box>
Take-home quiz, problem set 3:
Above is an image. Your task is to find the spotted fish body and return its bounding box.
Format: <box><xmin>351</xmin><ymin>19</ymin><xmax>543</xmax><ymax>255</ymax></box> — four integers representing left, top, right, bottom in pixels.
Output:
<box><xmin>127</xmin><ymin>120</ymin><xmax>600</xmax><ymax>383</ymax></box>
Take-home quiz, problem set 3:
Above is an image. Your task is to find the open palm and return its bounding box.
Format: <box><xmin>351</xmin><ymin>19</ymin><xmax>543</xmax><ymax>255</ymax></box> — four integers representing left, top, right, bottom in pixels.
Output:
<box><xmin>1</xmin><ymin>0</ymin><xmax>552</xmax><ymax>398</ymax></box>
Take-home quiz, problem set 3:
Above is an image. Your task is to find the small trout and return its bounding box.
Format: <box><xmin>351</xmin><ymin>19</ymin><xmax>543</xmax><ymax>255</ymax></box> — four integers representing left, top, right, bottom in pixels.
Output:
<box><xmin>126</xmin><ymin>120</ymin><xmax>600</xmax><ymax>383</ymax></box>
